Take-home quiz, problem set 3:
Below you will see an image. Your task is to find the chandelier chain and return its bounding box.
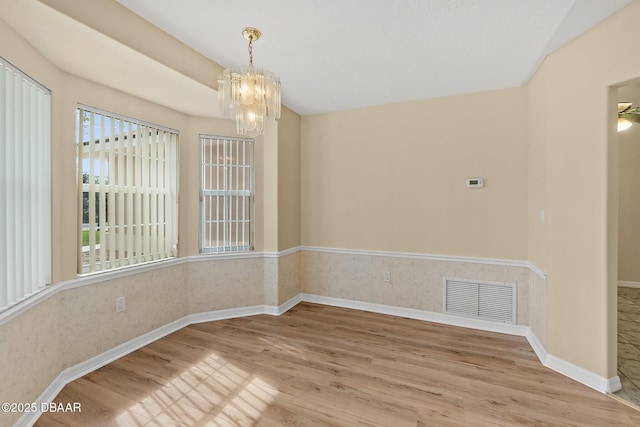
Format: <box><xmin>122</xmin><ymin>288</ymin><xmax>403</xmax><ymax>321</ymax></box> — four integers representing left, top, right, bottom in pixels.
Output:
<box><xmin>248</xmin><ymin>37</ymin><xmax>253</xmax><ymax>67</ymax></box>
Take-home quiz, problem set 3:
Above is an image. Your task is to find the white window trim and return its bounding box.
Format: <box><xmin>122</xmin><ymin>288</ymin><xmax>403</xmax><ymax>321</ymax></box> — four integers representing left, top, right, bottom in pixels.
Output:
<box><xmin>200</xmin><ymin>134</ymin><xmax>255</xmax><ymax>254</ymax></box>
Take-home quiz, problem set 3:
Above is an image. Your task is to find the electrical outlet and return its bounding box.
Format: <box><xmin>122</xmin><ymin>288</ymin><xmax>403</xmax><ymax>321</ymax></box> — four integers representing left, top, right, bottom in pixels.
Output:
<box><xmin>116</xmin><ymin>296</ymin><xmax>126</xmax><ymax>313</ymax></box>
<box><xmin>383</xmin><ymin>271</ymin><xmax>391</xmax><ymax>282</ymax></box>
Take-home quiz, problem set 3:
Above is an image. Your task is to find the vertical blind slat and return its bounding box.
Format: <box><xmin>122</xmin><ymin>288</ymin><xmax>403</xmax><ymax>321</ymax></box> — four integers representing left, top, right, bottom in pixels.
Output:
<box><xmin>134</xmin><ymin>124</ymin><xmax>142</xmax><ymax>264</ymax></box>
<box><xmin>141</xmin><ymin>126</ymin><xmax>150</xmax><ymax>262</ymax></box>
<box><xmin>22</xmin><ymin>77</ymin><xmax>32</xmax><ymax>296</ymax></box>
<box><xmin>126</xmin><ymin>122</ymin><xmax>134</xmax><ymax>266</ymax></box>
<box><xmin>28</xmin><ymin>85</ymin><xmax>36</xmax><ymax>293</ymax></box>
<box><xmin>157</xmin><ymin>131</ymin><xmax>165</xmax><ymax>258</ymax></box>
<box><xmin>77</xmin><ymin>107</ymin><xmax>177</xmax><ymax>274</ymax></box>
<box><xmin>98</xmin><ymin>116</ymin><xmax>107</xmax><ymax>270</ymax></box>
<box><xmin>41</xmin><ymin>91</ymin><xmax>51</xmax><ymax>286</ymax></box>
<box><xmin>150</xmin><ymin>129</ymin><xmax>158</xmax><ymax>260</ymax></box>
<box><xmin>0</xmin><ymin>66</ymin><xmax>8</xmax><ymax>307</ymax></box>
<box><xmin>117</xmin><ymin>119</ymin><xmax>125</xmax><ymax>266</ymax></box>
<box><xmin>88</xmin><ymin>113</ymin><xmax>96</xmax><ymax>271</ymax></box>
<box><xmin>6</xmin><ymin>70</ymin><xmax>16</xmax><ymax>305</ymax></box>
<box><xmin>14</xmin><ymin>73</ymin><xmax>25</xmax><ymax>300</ymax></box>
<box><xmin>0</xmin><ymin>59</ymin><xmax>51</xmax><ymax>311</ymax></box>
<box><xmin>107</xmin><ymin>118</ymin><xmax>116</xmax><ymax>268</ymax></box>
<box><xmin>173</xmin><ymin>133</ymin><xmax>178</xmax><ymax>255</ymax></box>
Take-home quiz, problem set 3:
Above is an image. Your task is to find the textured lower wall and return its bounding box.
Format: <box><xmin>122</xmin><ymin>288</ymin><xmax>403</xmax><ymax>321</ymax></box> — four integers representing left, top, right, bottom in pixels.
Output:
<box><xmin>278</xmin><ymin>251</ymin><xmax>302</xmax><ymax>305</ymax></box>
<box><xmin>263</xmin><ymin>252</ymin><xmax>302</xmax><ymax>306</ymax></box>
<box><xmin>61</xmin><ymin>264</ymin><xmax>189</xmax><ymax>368</ymax></box>
<box><xmin>301</xmin><ymin>250</ymin><xmax>531</xmax><ymax>325</ymax></box>
<box><xmin>263</xmin><ymin>257</ymin><xmax>279</xmax><ymax>307</ymax></box>
<box><xmin>0</xmin><ymin>294</ymin><xmax>64</xmax><ymax>426</ymax></box>
<box><xmin>528</xmin><ymin>270</ymin><xmax>547</xmax><ymax>346</ymax></box>
<box><xmin>188</xmin><ymin>258</ymin><xmax>266</xmax><ymax>313</ymax></box>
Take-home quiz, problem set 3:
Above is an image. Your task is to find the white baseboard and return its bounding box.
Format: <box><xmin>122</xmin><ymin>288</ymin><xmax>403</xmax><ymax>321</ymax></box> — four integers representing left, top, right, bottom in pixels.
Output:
<box><xmin>524</xmin><ymin>327</ymin><xmax>548</xmax><ymax>364</ymax></box>
<box><xmin>544</xmin><ymin>354</ymin><xmax>620</xmax><ymax>393</ymax></box>
<box><xmin>18</xmin><ymin>293</ymin><xmax>616</xmax><ymax>426</ymax></box>
<box><xmin>189</xmin><ymin>305</ymin><xmax>266</xmax><ymax>324</ymax></box>
<box><xmin>300</xmin><ymin>293</ymin><xmax>528</xmax><ymax>336</ymax></box>
<box><xmin>266</xmin><ymin>294</ymin><xmax>302</xmax><ymax>315</ymax></box>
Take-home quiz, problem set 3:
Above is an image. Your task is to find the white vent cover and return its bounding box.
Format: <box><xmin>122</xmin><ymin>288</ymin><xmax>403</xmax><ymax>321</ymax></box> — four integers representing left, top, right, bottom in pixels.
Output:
<box><xmin>443</xmin><ymin>278</ymin><xmax>516</xmax><ymax>324</ymax></box>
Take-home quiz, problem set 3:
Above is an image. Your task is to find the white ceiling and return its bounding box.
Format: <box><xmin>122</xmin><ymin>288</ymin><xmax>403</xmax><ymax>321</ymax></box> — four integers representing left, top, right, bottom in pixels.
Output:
<box><xmin>115</xmin><ymin>0</ymin><xmax>632</xmax><ymax>115</ymax></box>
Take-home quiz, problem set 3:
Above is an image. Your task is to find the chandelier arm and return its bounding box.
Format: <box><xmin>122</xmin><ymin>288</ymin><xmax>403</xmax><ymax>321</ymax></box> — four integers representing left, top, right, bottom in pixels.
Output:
<box><xmin>622</xmin><ymin>113</ymin><xmax>640</xmax><ymax>124</ymax></box>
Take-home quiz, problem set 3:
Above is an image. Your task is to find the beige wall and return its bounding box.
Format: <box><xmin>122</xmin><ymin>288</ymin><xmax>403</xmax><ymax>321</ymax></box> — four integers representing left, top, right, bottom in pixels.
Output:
<box><xmin>527</xmin><ymin>1</ymin><xmax>640</xmax><ymax>377</ymax></box>
<box><xmin>618</xmin><ymin>84</ymin><xmax>640</xmax><ymax>282</ymax></box>
<box><xmin>301</xmin><ymin>88</ymin><xmax>529</xmax><ymax>260</ymax></box>
<box><xmin>278</xmin><ymin>107</ymin><xmax>302</xmax><ymax>251</ymax></box>
<box><xmin>260</xmin><ymin>122</ymin><xmax>279</xmax><ymax>253</ymax></box>
<box><xmin>526</xmin><ymin>70</ymin><xmax>549</xmax><ymax>273</ymax></box>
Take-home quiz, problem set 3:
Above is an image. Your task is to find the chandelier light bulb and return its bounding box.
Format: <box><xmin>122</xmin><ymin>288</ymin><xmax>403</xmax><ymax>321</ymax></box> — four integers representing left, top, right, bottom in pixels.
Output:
<box><xmin>618</xmin><ymin>118</ymin><xmax>632</xmax><ymax>132</ymax></box>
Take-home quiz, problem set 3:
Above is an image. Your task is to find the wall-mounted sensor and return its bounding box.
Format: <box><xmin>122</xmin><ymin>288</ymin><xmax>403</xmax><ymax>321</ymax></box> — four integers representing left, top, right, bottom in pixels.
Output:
<box><xmin>466</xmin><ymin>178</ymin><xmax>484</xmax><ymax>188</ymax></box>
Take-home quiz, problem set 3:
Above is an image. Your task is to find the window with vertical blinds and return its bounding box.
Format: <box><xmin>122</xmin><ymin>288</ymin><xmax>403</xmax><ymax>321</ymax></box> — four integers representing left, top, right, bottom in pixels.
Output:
<box><xmin>77</xmin><ymin>105</ymin><xmax>178</xmax><ymax>274</ymax></box>
<box><xmin>200</xmin><ymin>135</ymin><xmax>254</xmax><ymax>253</ymax></box>
<box><xmin>0</xmin><ymin>57</ymin><xmax>51</xmax><ymax>311</ymax></box>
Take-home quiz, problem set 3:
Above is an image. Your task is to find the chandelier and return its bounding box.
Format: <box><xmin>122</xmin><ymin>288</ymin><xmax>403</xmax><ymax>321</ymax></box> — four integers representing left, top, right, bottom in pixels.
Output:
<box><xmin>218</xmin><ymin>27</ymin><xmax>281</xmax><ymax>137</ymax></box>
<box><xmin>618</xmin><ymin>102</ymin><xmax>640</xmax><ymax>132</ymax></box>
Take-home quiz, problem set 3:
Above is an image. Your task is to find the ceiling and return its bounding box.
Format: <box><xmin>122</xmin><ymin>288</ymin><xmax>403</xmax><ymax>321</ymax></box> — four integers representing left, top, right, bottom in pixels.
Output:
<box><xmin>114</xmin><ymin>0</ymin><xmax>632</xmax><ymax>115</ymax></box>
<box><xmin>0</xmin><ymin>0</ymin><xmax>632</xmax><ymax>117</ymax></box>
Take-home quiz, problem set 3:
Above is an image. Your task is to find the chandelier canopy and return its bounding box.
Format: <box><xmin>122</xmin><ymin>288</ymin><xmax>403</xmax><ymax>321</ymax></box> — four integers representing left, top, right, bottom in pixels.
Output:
<box><xmin>218</xmin><ymin>27</ymin><xmax>281</xmax><ymax>137</ymax></box>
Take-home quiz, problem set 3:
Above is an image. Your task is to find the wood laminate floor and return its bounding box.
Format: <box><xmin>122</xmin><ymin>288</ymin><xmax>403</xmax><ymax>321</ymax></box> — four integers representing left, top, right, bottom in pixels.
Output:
<box><xmin>36</xmin><ymin>303</ymin><xmax>640</xmax><ymax>426</ymax></box>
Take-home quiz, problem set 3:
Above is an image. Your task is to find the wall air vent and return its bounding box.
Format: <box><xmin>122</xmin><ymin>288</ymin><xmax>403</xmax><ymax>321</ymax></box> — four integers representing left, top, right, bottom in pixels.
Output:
<box><xmin>443</xmin><ymin>278</ymin><xmax>516</xmax><ymax>324</ymax></box>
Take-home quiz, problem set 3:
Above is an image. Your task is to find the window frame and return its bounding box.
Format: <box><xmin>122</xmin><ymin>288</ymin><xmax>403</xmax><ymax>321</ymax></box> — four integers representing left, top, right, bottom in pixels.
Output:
<box><xmin>76</xmin><ymin>104</ymin><xmax>179</xmax><ymax>274</ymax></box>
<box><xmin>199</xmin><ymin>134</ymin><xmax>255</xmax><ymax>254</ymax></box>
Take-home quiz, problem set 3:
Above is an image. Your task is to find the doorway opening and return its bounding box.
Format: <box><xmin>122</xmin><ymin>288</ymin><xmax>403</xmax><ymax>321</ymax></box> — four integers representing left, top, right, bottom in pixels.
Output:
<box><xmin>615</xmin><ymin>81</ymin><xmax>640</xmax><ymax>406</ymax></box>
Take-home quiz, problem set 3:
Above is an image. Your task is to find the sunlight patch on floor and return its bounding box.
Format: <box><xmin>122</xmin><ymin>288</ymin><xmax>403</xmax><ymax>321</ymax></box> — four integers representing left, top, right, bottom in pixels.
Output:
<box><xmin>115</xmin><ymin>353</ymin><xmax>279</xmax><ymax>426</ymax></box>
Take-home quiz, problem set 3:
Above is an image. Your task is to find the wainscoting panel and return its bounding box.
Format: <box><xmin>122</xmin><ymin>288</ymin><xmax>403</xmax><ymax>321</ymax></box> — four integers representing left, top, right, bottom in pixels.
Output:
<box><xmin>300</xmin><ymin>248</ymin><xmax>531</xmax><ymax>325</ymax></box>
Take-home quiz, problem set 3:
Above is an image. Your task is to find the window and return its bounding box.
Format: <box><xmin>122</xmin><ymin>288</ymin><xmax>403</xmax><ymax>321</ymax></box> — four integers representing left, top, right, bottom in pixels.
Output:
<box><xmin>0</xmin><ymin>57</ymin><xmax>51</xmax><ymax>310</ymax></box>
<box><xmin>200</xmin><ymin>135</ymin><xmax>254</xmax><ymax>253</ymax></box>
<box><xmin>77</xmin><ymin>105</ymin><xmax>178</xmax><ymax>274</ymax></box>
